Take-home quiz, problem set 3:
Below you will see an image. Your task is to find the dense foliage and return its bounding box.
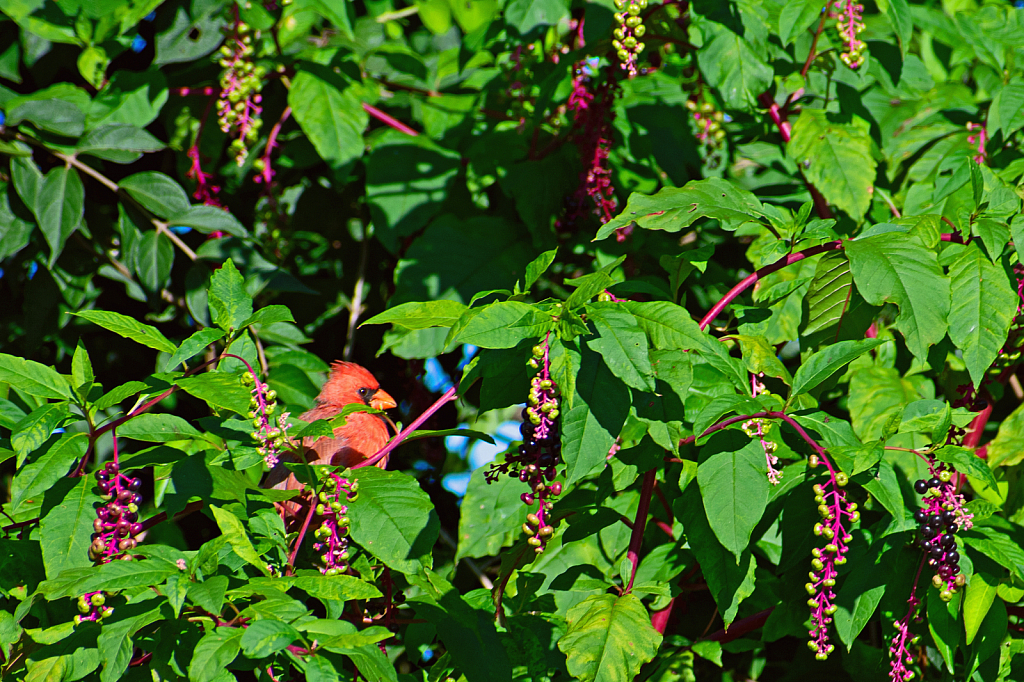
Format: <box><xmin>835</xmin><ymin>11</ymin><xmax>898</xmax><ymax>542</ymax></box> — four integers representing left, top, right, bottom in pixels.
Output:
<box><xmin>2</xmin><ymin>0</ymin><xmax>1024</xmax><ymax>680</ymax></box>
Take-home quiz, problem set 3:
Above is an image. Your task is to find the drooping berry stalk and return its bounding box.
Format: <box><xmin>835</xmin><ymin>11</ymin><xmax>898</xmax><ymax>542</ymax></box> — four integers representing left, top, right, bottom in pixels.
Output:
<box><xmin>312</xmin><ymin>474</ymin><xmax>358</xmax><ymax>575</ymax></box>
<box><xmin>686</xmin><ymin>96</ymin><xmax>727</xmax><ymax>170</ymax></box>
<box><xmin>217</xmin><ymin>5</ymin><xmax>266</xmax><ymax>166</ymax></box>
<box><xmin>913</xmin><ymin>463</ymin><xmax>972</xmax><ymax>599</ymax></box>
<box><xmin>833</xmin><ymin>0</ymin><xmax>867</xmax><ymax>68</ymax></box>
<box><xmin>744</xmin><ymin>373</ymin><xmax>782</xmax><ymax>485</ymax></box>
<box><xmin>611</xmin><ymin>0</ymin><xmax>647</xmax><ymax>77</ymax></box>
<box><xmin>806</xmin><ymin>455</ymin><xmax>859</xmax><ymax>660</ymax></box>
<box><xmin>888</xmin><ymin>557</ymin><xmax>925</xmax><ymax>682</ymax></box>
<box><xmin>485</xmin><ymin>334</ymin><xmax>563</xmax><ymax>554</ymax></box>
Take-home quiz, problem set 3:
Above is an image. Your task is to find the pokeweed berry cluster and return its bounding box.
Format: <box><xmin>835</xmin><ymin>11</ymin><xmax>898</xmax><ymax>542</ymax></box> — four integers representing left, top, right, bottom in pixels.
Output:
<box><xmin>833</xmin><ymin>0</ymin><xmax>867</xmax><ymax>68</ymax></box>
<box><xmin>313</xmin><ymin>474</ymin><xmax>359</xmax><ymax>575</ymax></box>
<box><xmin>742</xmin><ymin>418</ymin><xmax>781</xmax><ymax>485</ymax></box>
<box><xmin>611</xmin><ymin>0</ymin><xmax>647</xmax><ymax>77</ymax></box>
<box><xmin>888</xmin><ymin>601</ymin><xmax>922</xmax><ymax>682</ymax></box>
<box><xmin>685</xmin><ymin>97</ymin><xmax>727</xmax><ymax>170</ymax></box>
<box><xmin>242</xmin><ymin>370</ymin><xmax>292</xmax><ymax>468</ymax></box>
<box><xmin>806</xmin><ymin>459</ymin><xmax>859</xmax><ymax>660</ymax></box>
<box><xmin>913</xmin><ymin>465</ymin><xmax>973</xmax><ymax>600</ymax></box>
<box><xmin>217</xmin><ymin>10</ymin><xmax>266</xmax><ymax>166</ymax></box>
<box><xmin>91</xmin><ymin>459</ymin><xmax>144</xmax><ymax>563</ymax></box>
<box><xmin>485</xmin><ymin>338</ymin><xmax>563</xmax><ymax>553</ymax></box>
<box><xmin>74</xmin><ymin>591</ymin><xmax>113</xmax><ymax>626</ymax></box>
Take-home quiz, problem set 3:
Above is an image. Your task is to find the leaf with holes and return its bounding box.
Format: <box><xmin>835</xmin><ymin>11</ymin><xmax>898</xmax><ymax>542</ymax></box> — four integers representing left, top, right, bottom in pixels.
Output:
<box><xmin>557</xmin><ymin>593</ymin><xmax>663</xmax><ymax>682</ymax></box>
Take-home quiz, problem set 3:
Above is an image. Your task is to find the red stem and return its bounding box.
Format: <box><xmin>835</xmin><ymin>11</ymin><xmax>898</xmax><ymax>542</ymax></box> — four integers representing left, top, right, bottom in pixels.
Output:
<box><xmin>625</xmin><ymin>470</ymin><xmax>656</xmax><ymax>594</ymax></box>
<box><xmin>704</xmin><ymin>607</ymin><xmax>774</xmax><ymax>643</ymax></box>
<box><xmin>362</xmin><ymin>103</ymin><xmax>419</xmax><ymax>137</ymax></box>
<box><xmin>757</xmin><ymin>92</ymin><xmax>833</xmax><ymax>219</ymax></box>
<box><xmin>287</xmin><ymin>498</ymin><xmax>317</xmax><ymax>576</ymax></box>
<box><xmin>800</xmin><ymin>8</ymin><xmax>830</xmax><ymax>78</ymax></box>
<box><xmin>353</xmin><ymin>386</ymin><xmax>458</xmax><ymax>469</ymax></box>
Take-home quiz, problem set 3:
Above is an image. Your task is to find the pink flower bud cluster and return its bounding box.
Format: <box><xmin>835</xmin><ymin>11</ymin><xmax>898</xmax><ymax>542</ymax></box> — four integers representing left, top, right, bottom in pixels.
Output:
<box><xmin>186</xmin><ymin>144</ymin><xmax>223</xmax><ymax>207</ymax></box>
<box><xmin>887</xmin><ymin>596</ymin><xmax>920</xmax><ymax>681</ymax></box>
<box><xmin>742</xmin><ymin>418</ymin><xmax>781</xmax><ymax>485</ymax></box>
<box><xmin>313</xmin><ymin>474</ymin><xmax>358</xmax><ymax>575</ymax></box>
<box><xmin>805</xmin><ymin>462</ymin><xmax>859</xmax><ymax>659</ymax></box>
<box><xmin>967</xmin><ymin>122</ymin><xmax>988</xmax><ymax>164</ymax></box>
<box><xmin>833</xmin><ymin>1</ymin><xmax>867</xmax><ymax>68</ymax></box>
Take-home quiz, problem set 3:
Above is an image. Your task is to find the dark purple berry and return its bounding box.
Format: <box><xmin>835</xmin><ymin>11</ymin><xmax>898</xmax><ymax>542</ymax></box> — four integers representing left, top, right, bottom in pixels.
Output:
<box><xmin>97</xmin><ymin>507</ymin><xmax>110</xmax><ymax>521</ymax></box>
<box><xmin>95</xmin><ymin>471</ymin><xmax>109</xmax><ymax>482</ymax></box>
<box><xmin>928</xmin><ymin>477</ymin><xmax>942</xmax><ymax>489</ymax></box>
<box><xmin>914</xmin><ymin>509</ymin><xmax>928</xmax><ymax>524</ymax></box>
<box><xmin>131</xmin><ymin>523</ymin><xmax>143</xmax><ymax>535</ymax></box>
<box><xmin>521</xmin><ymin>493</ymin><xmax>535</xmax><ymax>505</ymax></box>
<box><xmin>946</xmin><ymin>523</ymin><xmax>959</xmax><ymax>535</ymax></box>
<box><xmin>951</xmin><ymin>565</ymin><xmax>961</xmax><ymax>575</ymax></box>
<box><xmin>939</xmin><ymin>565</ymin><xmax>953</xmax><ymax>579</ymax></box>
<box><xmin>947</xmin><ymin>550</ymin><xmax>960</xmax><ymax>564</ymax></box>
<box><xmin>941</xmin><ymin>534</ymin><xmax>956</xmax><ymax>549</ymax></box>
<box><xmin>921</xmin><ymin>525</ymin><xmax>936</xmax><ymax>539</ymax></box>
<box><xmin>129</xmin><ymin>477</ymin><xmax>142</xmax><ymax>490</ymax></box>
<box><xmin>927</xmin><ymin>515</ymin><xmax>942</xmax><ymax>529</ymax></box>
<box><xmin>914</xmin><ymin>479</ymin><xmax>928</xmax><ymax>494</ymax></box>
<box><xmin>941</xmin><ymin>510</ymin><xmax>956</xmax><ymax>524</ymax></box>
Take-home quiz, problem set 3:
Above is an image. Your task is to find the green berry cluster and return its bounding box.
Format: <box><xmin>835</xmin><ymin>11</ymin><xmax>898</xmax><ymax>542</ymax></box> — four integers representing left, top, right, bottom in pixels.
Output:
<box><xmin>241</xmin><ymin>370</ymin><xmax>291</xmax><ymax>468</ymax></box>
<box><xmin>216</xmin><ymin>18</ymin><xmax>266</xmax><ymax>166</ymax></box>
<box><xmin>313</xmin><ymin>474</ymin><xmax>359</xmax><ymax>575</ymax></box>
<box><xmin>612</xmin><ymin>0</ymin><xmax>647</xmax><ymax>77</ymax></box>
<box><xmin>74</xmin><ymin>591</ymin><xmax>113</xmax><ymax>626</ymax></box>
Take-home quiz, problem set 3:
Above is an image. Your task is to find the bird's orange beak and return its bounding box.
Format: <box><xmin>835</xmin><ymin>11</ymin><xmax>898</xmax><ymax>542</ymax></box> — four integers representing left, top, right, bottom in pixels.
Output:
<box><xmin>370</xmin><ymin>389</ymin><xmax>397</xmax><ymax>411</ymax></box>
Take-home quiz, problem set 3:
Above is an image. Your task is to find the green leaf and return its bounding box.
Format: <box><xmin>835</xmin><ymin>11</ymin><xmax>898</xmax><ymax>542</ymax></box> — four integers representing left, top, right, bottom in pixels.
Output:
<box><xmin>985</xmin><ymin>401</ymin><xmax>1024</xmax><ymax>467</ymax></box>
<box><xmin>557</xmin><ymin>593</ymin><xmax>663</xmax><ymax>682</ymax></box>
<box><xmin>876</xmin><ymin>0</ymin><xmax>913</xmax><ymax>55</ymax></box>
<box><xmin>7</xmin><ymin>98</ymin><xmax>85</xmax><ymax>137</ymax></box>
<box><xmin>38</xmin><ymin>559</ymin><xmax>181</xmax><ymax>598</ymax></box>
<box><xmin>240</xmin><ymin>619</ymin><xmax>300</xmax><ymax>658</ymax></box>
<box><xmin>10</xmin><ymin>433</ymin><xmax>87</xmax><ymax>513</ymax></box>
<box><xmin>289</xmin><ymin>68</ymin><xmax>367</xmax><ymax>170</ymax></box>
<box><xmin>209</xmin><ymin>505</ymin><xmax>271</xmax><ymax>576</ymax></box>
<box><xmin>39</xmin><ymin>477</ymin><xmax>105</xmax><ymax>579</ymax></box>
<box><xmin>175</xmin><ymin>373</ymin><xmax>252</xmax><ymax>415</ymax></box>
<box><xmin>12</xmin><ymin>403</ymin><xmax>66</xmax><ymax>463</ymax></box>
<box><xmin>291</xmin><ymin>573</ymin><xmax>383</xmax><ymax>601</ymax></box>
<box><xmin>933</xmin><ymin>445</ymin><xmax>998</xmax><ymax>490</ymax></box>
<box><xmin>186</xmin><ymin>575</ymin><xmax>229</xmax><ymax>614</ymax></box>
<box><xmin>966</xmin><ymin>594</ymin><xmax>1006</xmax><ymax>677</ymax></box>
<box><xmin>927</xmin><ymin>586</ymin><xmax>960</xmax><ymax>673</ymax></box>
<box><xmin>697</xmin><ymin>431</ymin><xmax>770</xmax><ymax>561</ymax></box>
<box><xmin>71</xmin><ymin>340</ymin><xmax>93</xmax><ymax>397</ymax></box>
<box><xmin>697</xmin><ymin>24</ymin><xmax>773</xmax><ymax>110</ymax></box>
<box><xmin>363</xmin><ymin>300</ymin><xmax>467</xmax><ymax>330</ymax></box>
<box><xmin>456</xmin><ymin>465</ymin><xmax>530</xmax><ymax>561</ymax></box>
<box><xmin>117</xmin><ymin>413</ymin><xmax>202</xmax><ymax>442</ymax></box>
<box><xmin>188</xmin><ymin>628</ymin><xmax>242</xmax><ymax>682</ymax></box>
<box><xmin>0</xmin><ymin>353</ymin><xmax>72</xmax><ymax>399</ymax></box>
<box><xmin>97</xmin><ymin>604</ymin><xmax>163</xmax><ymax>682</ymax></box>
<box><xmin>524</xmin><ymin>249</ymin><xmax>557</xmax><ymax>291</ymax></box>
<box><xmin>961</xmin><ymin>527</ymin><xmax>1024</xmax><ymax>582</ymax></box>
<box><xmin>788</xmin><ymin>110</ymin><xmax>877</xmax><ymax>221</ymax></box>
<box><xmin>93</xmin><ymin>381</ymin><xmax>149</xmax><ymax>411</ymax></box>
<box><xmin>947</xmin><ymin>242</ymin><xmax>1017</xmax><ymax>388</ymax></box>
<box><xmin>170</xmin><ymin>205</ymin><xmax>248</xmax><ymax>238</ymax></box>
<box><xmin>74</xmin><ymin>310</ymin><xmax>176</xmax><ymax>354</ymax></box>
<box><xmin>862</xmin><ymin>461</ymin><xmax>914</xmax><ymax>534</ymax></box>
<box><xmin>120</xmin><ymin>172</ymin><xmax>190</xmax><ymax>219</ymax></box>
<box><xmin>505</xmin><ymin>0</ymin><xmax>569</xmax><ymax>33</ymax></box>
<box><xmin>963</xmin><ymin>571</ymin><xmax>998</xmax><ymax>645</ymax></box>
<box><xmin>446</xmin><ymin>301</ymin><xmax>550</xmax><ymax>350</ymax></box>
<box><xmin>239</xmin><ymin>305</ymin><xmax>295</xmax><ymax>329</ymax></box>
<box><xmin>37</xmin><ymin>166</ymin><xmax>84</xmax><ymax>264</ymax></box>
<box><xmin>585</xmin><ymin>303</ymin><xmax>656</xmax><ymax>392</ymax></box>
<box><xmin>846</xmin><ymin>233</ymin><xmax>950</xmax><ymax>360</ymax></box>
<box><xmin>598</xmin><ymin>178</ymin><xmax>763</xmax><ymax>241</ymax></box>
<box><xmin>834</xmin><ymin>536</ymin><xmax>905</xmax><ymax>650</ymax></box>
<box><xmin>562</xmin><ymin>349</ymin><xmax>629</xmax><ymax>488</ymax></box>
<box><xmin>75</xmin><ymin>123</ymin><xmax>165</xmax><ymax>164</ymax></box>
<box><xmin>408</xmin><ymin>569</ymin><xmax>511</xmax><ymax>682</ymax></box>
<box><xmin>346</xmin><ymin>467</ymin><xmax>439</xmax><ymax>574</ymax></box>
<box><xmin>136</xmin><ymin>230</ymin><xmax>174</xmax><ymax>291</ymax></box>
<box><xmin>802</xmin><ymin>251</ymin><xmax>854</xmax><ymax>337</ymax></box>
<box><xmin>778</xmin><ymin>0</ymin><xmax>822</xmax><ymax>45</ymax></box>
<box><xmin>164</xmin><ymin>328</ymin><xmax>227</xmax><ymax>371</ymax></box>
<box><xmin>208</xmin><ymin>259</ymin><xmax>253</xmax><ymax>331</ymax></box>
<box><xmin>791</xmin><ymin>339</ymin><xmax>886</xmax><ymax>396</ymax></box>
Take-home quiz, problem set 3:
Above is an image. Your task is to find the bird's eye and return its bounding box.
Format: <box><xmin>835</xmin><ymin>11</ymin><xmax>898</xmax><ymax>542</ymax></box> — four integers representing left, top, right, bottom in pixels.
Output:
<box><xmin>358</xmin><ymin>387</ymin><xmax>371</xmax><ymax>399</ymax></box>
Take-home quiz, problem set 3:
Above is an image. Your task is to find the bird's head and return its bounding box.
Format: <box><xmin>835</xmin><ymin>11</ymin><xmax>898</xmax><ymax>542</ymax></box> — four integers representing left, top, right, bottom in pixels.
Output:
<box><xmin>320</xmin><ymin>361</ymin><xmax>397</xmax><ymax>411</ymax></box>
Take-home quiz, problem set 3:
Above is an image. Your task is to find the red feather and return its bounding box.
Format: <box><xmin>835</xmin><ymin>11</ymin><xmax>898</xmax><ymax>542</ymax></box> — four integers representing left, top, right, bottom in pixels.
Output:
<box><xmin>263</xmin><ymin>362</ymin><xmax>395</xmax><ymax>500</ymax></box>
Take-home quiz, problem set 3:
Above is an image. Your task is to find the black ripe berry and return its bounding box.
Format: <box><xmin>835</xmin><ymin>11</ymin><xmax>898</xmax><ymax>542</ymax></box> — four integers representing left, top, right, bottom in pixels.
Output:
<box><xmin>914</xmin><ymin>508</ymin><xmax>928</xmax><ymax>524</ymax></box>
<box><xmin>914</xmin><ymin>479</ymin><xmax>929</xmax><ymax>495</ymax></box>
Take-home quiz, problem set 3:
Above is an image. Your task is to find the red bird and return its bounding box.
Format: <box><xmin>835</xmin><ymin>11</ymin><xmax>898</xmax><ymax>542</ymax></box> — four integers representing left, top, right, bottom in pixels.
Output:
<box><xmin>264</xmin><ymin>361</ymin><xmax>396</xmax><ymax>496</ymax></box>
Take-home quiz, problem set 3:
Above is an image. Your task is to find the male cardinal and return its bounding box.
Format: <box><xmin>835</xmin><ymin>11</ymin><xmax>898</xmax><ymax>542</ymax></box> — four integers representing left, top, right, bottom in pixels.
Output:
<box><xmin>263</xmin><ymin>361</ymin><xmax>396</xmax><ymax>497</ymax></box>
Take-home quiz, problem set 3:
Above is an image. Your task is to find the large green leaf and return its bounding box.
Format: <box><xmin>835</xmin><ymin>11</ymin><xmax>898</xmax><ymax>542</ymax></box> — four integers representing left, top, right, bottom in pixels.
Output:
<box><xmin>456</xmin><ymin>466</ymin><xmax>530</xmax><ymax>561</ymax></box>
<box><xmin>135</xmin><ymin>232</ymin><xmax>174</xmax><ymax>288</ymax></box>
<box><xmin>11</xmin><ymin>403</ymin><xmax>66</xmax><ymax>463</ymax></box>
<box><xmin>557</xmin><ymin>593</ymin><xmax>663</xmax><ymax>682</ymax></box>
<box><xmin>208</xmin><ymin>259</ymin><xmax>254</xmax><ymax>331</ymax></box>
<box><xmin>788</xmin><ymin>110</ymin><xmax>877</xmax><ymax>221</ymax></box>
<box><xmin>561</xmin><ymin>349</ymin><xmax>629</xmax><ymax>488</ymax></box>
<box><xmin>697</xmin><ymin>431</ymin><xmax>770</xmax><ymax>561</ymax></box>
<box><xmin>445</xmin><ymin>301</ymin><xmax>551</xmax><ymax>350</ymax></box>
<box><xmin>846</xmin><ymin>233</ymin><xmax>950</xmax><ymax>360</ymax></box>
<box><xmin>346</xmin><ymin>467</ymin><xmax>439</xmax><ymax>574</ymax></box>
<box><xmin>933</xmin><ymin>445</ymin><xmax>998</xmax><ymax>490</ymax></box>
<box><xmin>240</xmin><ymin>619</ymin><xmax>300</xmax><ymax>658</ymax></box>
<box><xmin>175</xmin><ymin>373</ymin><xmax>251</xmax><ymax>415</ymax></box>
<box><xmin>362</xmin><ymin>300</ymin><xmax>467</xmax><ymax>330</ymax></box>
<box><xmin>97</xmin><ymin>604</ymin><xmax>163</xmax><ymax>682</ymax></box>
<box><xmin>697</xmin><ymin>24</ymin><xmax>773</xmax><ymax>110</ymax></box>
<box><xmin>37</xmin><ymin>166</ymin><xmax>84</xmax><ymax>264</ymax></box>
<box><xmin>209</xmin><ymin>505</ymin><xmax>270</xmax><ymax>576</ymax></box>
<box><xmin>0</xmin><ymin>353</ymin><xmax>72</xmax><ymax>399</ymax></box>
<box><xmin>9</xmin><ymin>433</ymin><xmax>87</xmax><ymax>513</ymax></box>
<box><xmin>39</xmin><ymin>559</ymin><xmax>182</xmax><ymax>599</ymax></box>
<box><xmin>791</xmin><ymin>338</ymin><xmax>886</xmax><ymax>396</ymax></box>
<box><xmin>408</xmin><ymin>569</ymin><xmax>512</xmax><ymax>682</ymax></box>
<box><xmin>585</xmin><ymin>303</ymin><xmax>656</xmax><ymax>392</ymax></box>
<box><xmin>289</xmin><ymin>68</ymin><xmax>367</xmax><ymax>170</ymax></box>
<box><xmin>38</xmin><ymin>477</ymin><xmax>104</xmax><ymax>579</ymax></box>
<box><xmin>164</xmin><ymin>328</ymin><xmax>227</xmax><ymax>371</ymax></box>
<box><xmin>802</xmin><ymin>251</ymin><xmax>854</xmax><ymax>337</ymax></box>
<box><xmin>963</xmin><ymin>571</ymin><xmax>998</xmax><ymax>646</ymax></box>
<box><xmin>188</xmin><ymin>628</ymin><xmax>242</xmax><ymax>682</ymax></box>
<box><xmin>927</xmin><ymin>586</ymin><xmax>960</xmax><ymax>673</ymax></box>
<box><xmin>117</xmin><ymin>414</ymin><xmax>202</xmax><ymax>442</ymax></box>
<box><xmin>986</xmin><ymin>400</ymin><xmax>1024</xmax><ymax>467</ymax></box>
<box><xmin>75</xmin><ymin>123</ymin><xmax>166</xmax><ymax>164</ymax></box>
<box><xmin>834</xmin><ymin>536</ymin><xmax>906</xmax><ymax>651</ymax></box>
<box><xmin>597</xmin><ymin>178</ymin><xmax>763</xmax><ymax>240</ymax></box>
<box><xmin>120</xmin><ymin>171</ymin><xmax>190</xmax><ymax>219</ymax></box>
<box><xmin>74</xmin><ymin>310</ymin><xmax>177</xmax><ymax>354</ymax></box>
<box><xmin>947</xmin><ymin>242</ymin><xmax>1017</xmax><ymax>387</ymax></box>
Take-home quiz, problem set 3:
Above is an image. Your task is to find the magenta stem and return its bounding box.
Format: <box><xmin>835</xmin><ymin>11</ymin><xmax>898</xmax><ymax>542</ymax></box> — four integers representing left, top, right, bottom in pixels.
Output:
<box><xmin>353</xmin><ymin>386</ymin><xmax>458</xmax><ymax>469</ymax></box>
<box><xmin>625</xmin><ymin>469</ymin><xmax>656</xmax><ymax>594</ymax></box>
<box><xmin>362</xmin><ymin>103</ymin><xmax>419</xmax><ymax>137</ymax></box>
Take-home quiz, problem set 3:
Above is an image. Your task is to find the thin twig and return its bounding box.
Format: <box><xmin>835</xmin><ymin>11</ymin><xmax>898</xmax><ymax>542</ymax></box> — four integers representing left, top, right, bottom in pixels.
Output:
<box><xmin>353</xmin><ymin>386</ymin><xmax>458</xmax><ymax>469</ymax></box>
<box><xmin>800</xmin><ymin>7</ymin><xmax>830</xmax><ymax>78</ymax></box>
<box><xmin>343</xmin><ymin>233</ymin><xmax>370</xmax><ymax>361</ymax></box>
<box><xmin>439</xmin><ymin>527</ymin><xmax>494</xmax><ymax>589</ymax></box>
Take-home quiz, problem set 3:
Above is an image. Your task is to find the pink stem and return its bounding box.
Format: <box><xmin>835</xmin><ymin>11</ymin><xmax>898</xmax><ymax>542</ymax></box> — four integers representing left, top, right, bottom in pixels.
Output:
<box><xmin>362</xmin><ymin>103</ymin><xmax>419</xmax><ymax>137</ymax></box>
<box><xmin>353</xmin><ymin>386</ymin><xmax>458</xmax><ymax>469</ymax></box>
<box><xmin>625</xmin><ymin>470</ymin><xmax>656</xmax><ymax>593</ymax></box>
